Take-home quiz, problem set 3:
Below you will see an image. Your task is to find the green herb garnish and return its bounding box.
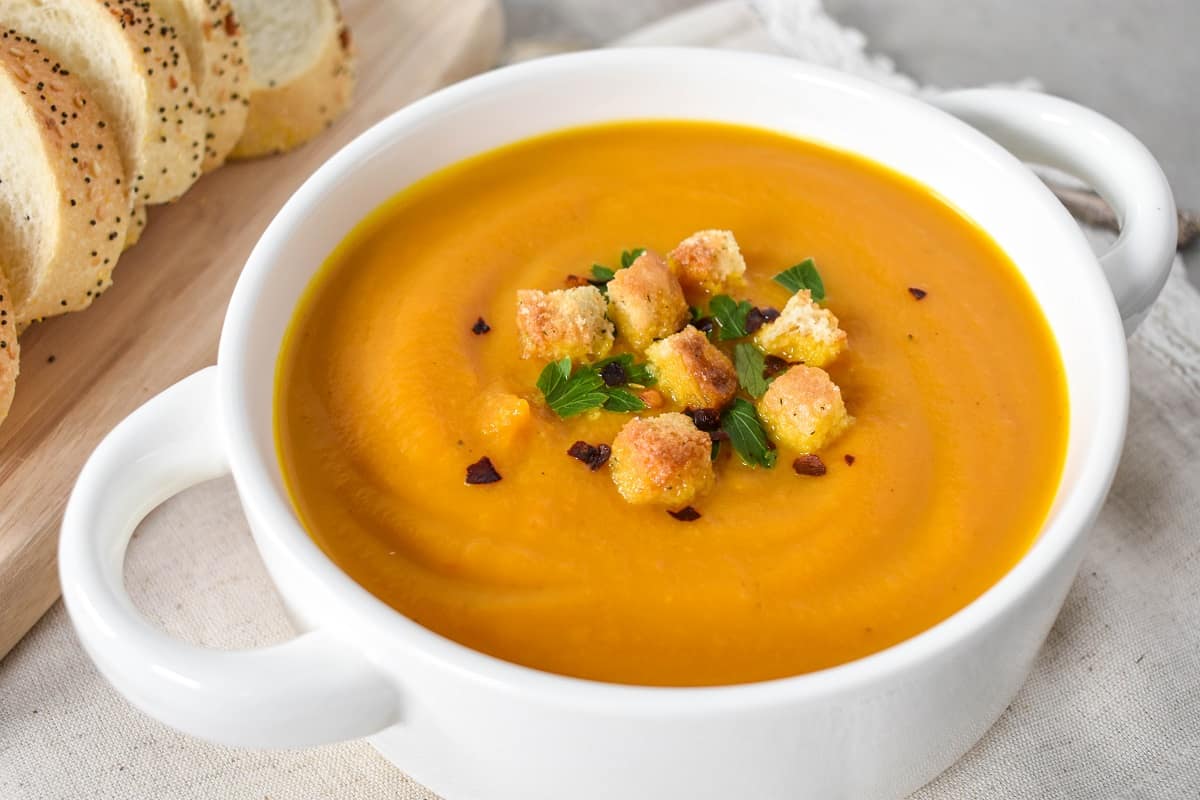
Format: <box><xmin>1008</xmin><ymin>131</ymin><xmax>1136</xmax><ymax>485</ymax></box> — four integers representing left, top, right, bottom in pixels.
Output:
<box><xmin>537</xmin><ymin>356</ymin><xmax>654</xmax><ymax>417</ymax></box>
<box><xmin>733</xmin><ymin>342</ymin><xmax>771</xmax><ymax>399</ymax></box>
<box><xmin>709</xmin><ymin>294</ymin><xmax>754</xmax><ymax>340</ymax></box>
<box><xmin>602</xmin><ymin>388</ymin><xmax>646</xmax><ymax>412</ymax></box>
<box><xmin>536</xmin><ymin>358</ymin><xmax>610</xmax><ymax>417</ymax></box>
<box><xmin>773</xmin><ymin>258</ymin><xmax>825</xmax><ymax>300</ymax></box>
<box><xmin>720</xmin><ymin>398</ymin><xmax>777</xmax><ymax>468</ymax></box>
<box><xmin>620</xmin><ymin>247</ymin><xmax>646</xmax><ymax>268</ymax></box>
<box><xmin>591</xmin><ymin>264</ymin><xmax>616</xmax><ymax>283</ymax></box>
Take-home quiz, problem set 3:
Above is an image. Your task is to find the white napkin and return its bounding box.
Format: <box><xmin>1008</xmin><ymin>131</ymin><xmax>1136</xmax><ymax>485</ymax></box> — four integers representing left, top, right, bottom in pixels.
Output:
<box><xmin>2</xmin><ymin>3</ymin><xmax>1197</xmax><ymax>798</ymax></box>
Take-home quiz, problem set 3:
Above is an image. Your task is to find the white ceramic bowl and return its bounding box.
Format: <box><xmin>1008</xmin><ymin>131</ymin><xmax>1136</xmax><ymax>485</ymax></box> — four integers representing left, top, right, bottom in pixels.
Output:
<box><xmin>60</xmin><ymin>49</ymin><xmax>1177</xmax><ymax>799</ymax></box>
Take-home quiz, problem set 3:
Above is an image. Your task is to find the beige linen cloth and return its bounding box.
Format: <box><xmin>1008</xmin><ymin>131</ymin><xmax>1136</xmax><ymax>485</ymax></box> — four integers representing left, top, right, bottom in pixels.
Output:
<box><xmin>2</xmin><ymin>2</ymin><xmax>1198</xmax><ymax>797</ymax></box>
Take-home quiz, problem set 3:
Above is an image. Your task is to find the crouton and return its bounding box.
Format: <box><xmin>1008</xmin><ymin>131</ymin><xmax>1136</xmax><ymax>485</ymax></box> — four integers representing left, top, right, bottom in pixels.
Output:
<box><xmin>752</xmin><ymin>289</ymin><xmax>847</xmax><ymax>368</ymax></box>
<box><xmin>610</xmin><ymin>413</ymin><xmax>715</xmax><ymax>506</ymax></box>
<box><xmin>605</xmin><ymin>250</ymin><xmax>690</xmax><ymax>352</ymax></box>
<box><xmin>756</xmin><ymin>365</ymin><xmax>852</xmax><ymax>454</ymax></box>
<box><xmin>645</xmin><ymin>326</ymin><xmax>739</xmax><ymax>410</ymax></box>
<box><xmin>516</xmin><ymin>286</ymin><xmax>614</xmax><ymax>362</ymax></box>
<box><xmin>668</xmin><ymin>229</ymin><xmax>747</xmax><ymax>294</ymax></box>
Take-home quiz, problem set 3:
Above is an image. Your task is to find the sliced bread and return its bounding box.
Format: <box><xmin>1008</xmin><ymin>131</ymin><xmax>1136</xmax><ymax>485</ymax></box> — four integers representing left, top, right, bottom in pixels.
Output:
<box><xmin>228</xmin><ymin>0</ymin><xmax>354</xmax><ymax>158</ymax></box>
<box><xmin>0</xmin><ymin>0</ymin><xmax>208</xmax><ymax>204</ymax></box>
<box><xmin>0</xmin><ymin>269</ymin><xmax>18</xmax><ymax>424</ymax></box>
<box><xmin>0</xmin><ymin>29</ymin><xmax>128</xmax><ymax>326</ymax></box>
<box><xmin>148</xmin><ymin>0</ymin><xmax>249</xmax><ymax>170</ymax></box>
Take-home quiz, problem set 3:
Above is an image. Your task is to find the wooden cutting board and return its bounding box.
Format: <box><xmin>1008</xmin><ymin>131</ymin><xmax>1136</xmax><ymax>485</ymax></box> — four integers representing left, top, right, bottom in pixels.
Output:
<box><xmin>0</xmin><ymin>0</ymin><xmax>505</xmax><ymax>660</ymax></box>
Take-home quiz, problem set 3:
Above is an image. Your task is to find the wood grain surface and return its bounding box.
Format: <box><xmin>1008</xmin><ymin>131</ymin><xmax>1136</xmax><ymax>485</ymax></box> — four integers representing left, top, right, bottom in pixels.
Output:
<box><xmin>0</xmin><ymin>0</ymin><xmax>505</xmax><ymax>660</ymax></box>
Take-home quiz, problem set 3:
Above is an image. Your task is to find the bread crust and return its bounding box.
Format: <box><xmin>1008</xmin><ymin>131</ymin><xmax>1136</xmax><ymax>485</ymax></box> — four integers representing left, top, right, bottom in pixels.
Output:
<box><xmin>149</xmin><ymin>0</ymin><xmax>249</xmax><ymax>170</ymax></box>
<box><xmin>0</xmin><ymin>29</ymin><xmax>128</xmax><ymax>325</ymax></box>
<box><xmin>0</xmin><ymin>270</ymin><xmax>18</xmax><ymax>424</ymax></box>
<box><xmin>229</xmin><ymin>0</ymin><xmax>354</xmax><ymax>158</ymax></box>
<box><xmin>0</xmin><ymin>0</ymin><xmax>209</xmax><ymax>204</ymax></box>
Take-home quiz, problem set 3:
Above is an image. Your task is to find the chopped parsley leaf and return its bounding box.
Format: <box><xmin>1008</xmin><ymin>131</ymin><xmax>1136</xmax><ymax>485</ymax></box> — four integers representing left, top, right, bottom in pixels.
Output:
<box><xmin>536</xmin><ymin>356</ymin><xmax>653</xmax><ymax>417</ymax></box>
<box><xmin>733</xmin><ymin>342</ymin><xmax>771</xmax><ymax>399</ymax></box>
<box><xmin>773</xmin><ymin>258</ymin><xmax>825</xmax><ymax>300</ymax></box>
<box><xmin>709</xmin><ymin>294</ymin><xmax>754</xmax><ymax>340</ymax></box>
<box><xmin>720</xmin><ymin>398</ymin><xmax>777</xmax><ymax>468</ymax></box>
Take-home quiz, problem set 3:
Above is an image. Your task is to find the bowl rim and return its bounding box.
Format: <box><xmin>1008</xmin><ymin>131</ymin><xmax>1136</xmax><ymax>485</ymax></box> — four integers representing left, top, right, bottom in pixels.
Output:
<box><xmin>218</xmin><ymin>47</ymin><xmax>1129</xmax><ymax>710</ymax></box>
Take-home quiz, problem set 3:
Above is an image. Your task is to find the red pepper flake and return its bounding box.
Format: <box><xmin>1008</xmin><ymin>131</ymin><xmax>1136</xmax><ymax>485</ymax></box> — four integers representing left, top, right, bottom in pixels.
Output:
<box><xmin>668</xmin><ymin>506</ymin><xmax>702</xmax><ymax>522</ymax></box>
<box><xmin>567</xmin><ymin>441</ymin><xmax>611</xmax><ymax>471</ymax></box>
<box><xmin>744</xmin><ymin>306</ymin><xmax>780</xmax><ymax>334</ymax></box>
<box><xmin>792</xmin><ymin>454</ymin><xmax>827</xmax><ymax>476</ymax></box>
<box><xmin>465</xmin><ymin>456</ymin><xmax>502</xmax><ymax>484</ymax></box>
<box><xmin>471</xmin><ymin>317</ymin><xmax>490</xmax><ymax>335</ymax></box>
<box><xmin>684</xmin><ymin>407</ymin><xmax>721</xmax><ymax>432</ymax></box>
<box><xmin>339</xmin><ymin>26</ymin><xmax>352</xmax><ymax>52</ymax></box>
<box><xmin>564</xmin><ymin>274</ymin><xmax>589</xmax><ymax>288</ymax></box>
<box><xmin>844</xmin><ymin>454</ymin><xmax>855</xmax><ymax>466</ymax></box>
<box><xmin>223</xmin><ymin>11</ymin><xmax>239</xmax><ymax>36</ymax></box>
<box><xmin>763</xmin><ymin>355</ymin><xmax>792</xmax><ymax>379</ymax></box>
<box><xmin>908</xmin><ymin>287</ymin><xmax>927</xmax><ymax>300</ymax></box>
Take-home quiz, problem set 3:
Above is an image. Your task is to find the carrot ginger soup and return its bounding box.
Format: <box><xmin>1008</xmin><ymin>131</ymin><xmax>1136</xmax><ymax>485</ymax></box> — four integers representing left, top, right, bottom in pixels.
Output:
<box><xmin>275</xmin><ymin>121</ymin><xmax>1068</xmax><ymax>686</ymax></box>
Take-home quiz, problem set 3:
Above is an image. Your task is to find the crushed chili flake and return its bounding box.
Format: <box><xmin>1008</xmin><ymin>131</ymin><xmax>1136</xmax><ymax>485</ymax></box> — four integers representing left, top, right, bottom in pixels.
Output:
<box><xmin>763</xmin><ymin>355</ymin><xmax>791</xmax><ymax>379</ymax></box>
<box><xmin>844</xmin><ymin>454</ymin><xmax>856</xmax><ymax>466</ymax></box>
<box><xmin>599</xmin><ymin>360</ymin><xmax>627</xmax><ymax>387</ymax></box>
<box><xmin>908</xmin><ymin>287</ymin><xmax>928</xmax><ymax>300</ymax></box>
<box><xmin>744</xmin><ymin>306</ymin><xmax>780</xmax><ymax>334</ymax></box>
<box><xmin>692</xmin><ymin>316</ymin><xmax>716</xmax><ymax>335</ymax></box>
<box><xmin>567</xmin><ymin>441</ymin><xmax>612</xmax><ymax>471</ymax></box>
<box><xmin>471</xmin><ymin>317</ymin><xmax>491</xmax><ymax>335</ymax></box>
<box><xmin>564</xmin><ymin>274</ymin><xmax>589</xmax><ymax>288</ymax></box>
<box><xmin>709</xmin><ymin>429</ymin><xmax>730</xmax><ymax>442</ymax></box>
<box><xmin>668</xmin><ymin>506</ymin><xmax>702</xmax><ymax>522</ymax></box>
<box><xmin>792</xmin><ymin>454</ymin><xmax>827</xmax><ymax>476</ymax></box>
<box><xmin>465</xmin><ymin>456</ymin><xmax>502</xmax><ymax>484</ymax></box>
<box><xmin>685</xmin><ymin>407</ymin><xmax>721</xmax><ymax>432</ymax></box>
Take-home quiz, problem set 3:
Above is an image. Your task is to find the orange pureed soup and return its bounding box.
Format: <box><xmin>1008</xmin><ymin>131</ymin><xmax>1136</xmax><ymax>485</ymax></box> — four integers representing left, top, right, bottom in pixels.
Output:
<box><xmin>276</xmin><ymin>121</ymin><xmax>1068</xmax><ymax>686</ymax></box>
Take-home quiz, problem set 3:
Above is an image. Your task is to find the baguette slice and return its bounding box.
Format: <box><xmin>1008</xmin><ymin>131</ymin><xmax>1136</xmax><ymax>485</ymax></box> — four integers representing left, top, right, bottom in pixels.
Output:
<box><xmin>148</xmin><ymin>0</ymin><xmax>249</xmax><ymax>170</ymax></box>
<box><xmin>0</xmin><ymin>29</ymin><xmax>128</xmax><ymax>326</ymax></box>
<box><xmin>0</xmin><ymin>270</ymin><xmax>18</xmax><ymax>424</ymax></box>
<box><xmin>0</xmin><ymin>0</ymin><xmax>208</xmax><ymax>204</ymax></box>
<box><xmin>228</xmin><ymin>0</ymin><xmax>354</xmax><ymax>158</ymax></box>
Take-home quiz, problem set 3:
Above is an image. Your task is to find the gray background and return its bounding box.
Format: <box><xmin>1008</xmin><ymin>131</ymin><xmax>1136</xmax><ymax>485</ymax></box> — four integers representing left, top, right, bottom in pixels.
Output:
<box><xmin>502</xmin><ymin>0</ymin><xmax>1199</xmax><ymax>284</ymax></box>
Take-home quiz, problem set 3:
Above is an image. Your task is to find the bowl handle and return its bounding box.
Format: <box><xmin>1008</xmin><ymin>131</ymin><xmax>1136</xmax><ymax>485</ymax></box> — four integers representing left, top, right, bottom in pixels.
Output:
<box><xmin>932</xmin><ymin>88</ymin><xmax>1177</xmax><ymax>335</ymax></box>
<box><xmin>59</xmin><ymin>367</ymin><xmax>400</xmax><ymax>747</ymax></box>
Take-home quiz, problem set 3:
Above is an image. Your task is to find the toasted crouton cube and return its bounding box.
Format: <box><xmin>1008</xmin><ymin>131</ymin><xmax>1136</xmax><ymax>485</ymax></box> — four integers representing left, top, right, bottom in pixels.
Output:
<box><xmin>668</xmin><ymin>229</ymin><xmax>747</xmax><ymax>294</ymax></box>
<box><xmin>645</xmin><ymin>326</ymin><xmax>739</xmax><ymax>410</ymax></box>
<box><xmin>752</xmin><ymin>290</ymin><xmax>847</xmax><ymax>368</ymax></box>
<box><xmin>516</xmin><ymin>285</ymin><xmax>614</xmax><ymax>361</ymax></box>
<box><xmin>756</xmin><ymin>365</ymin><xmax>852</xmax><ymax>454</ymax></box>
<box><xmin>606</xmin><ymin>250</ymin><xmax>690</xmax><ymax>352</ymax></box>
<box><xmin>610</xmin><ymin>412</ymin><xmax>715</xmax><ymax>506</ymax></box>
